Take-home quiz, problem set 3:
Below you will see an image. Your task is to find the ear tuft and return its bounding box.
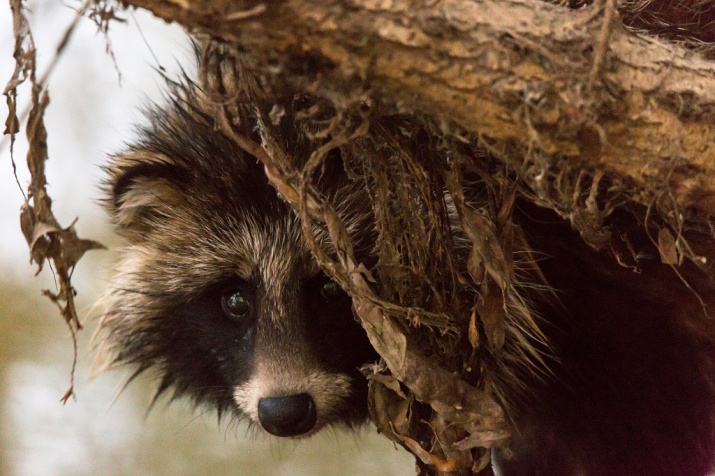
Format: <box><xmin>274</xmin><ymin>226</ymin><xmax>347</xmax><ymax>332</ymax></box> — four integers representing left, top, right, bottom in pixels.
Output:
<box><xmin>105</xmin><ymin>152</ymin><xmax>186</xmax><ymax>242</ymax></box>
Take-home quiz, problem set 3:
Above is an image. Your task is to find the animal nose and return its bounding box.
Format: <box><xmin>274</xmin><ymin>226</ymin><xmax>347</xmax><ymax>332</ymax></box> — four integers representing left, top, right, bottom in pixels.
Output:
<box><xmin>257</xmin><ymin>393</ymin><xmax>317</xmax><ymax>437</ymax></box>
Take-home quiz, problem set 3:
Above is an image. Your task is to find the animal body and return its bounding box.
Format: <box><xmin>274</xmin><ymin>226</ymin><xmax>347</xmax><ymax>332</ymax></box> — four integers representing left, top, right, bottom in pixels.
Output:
<box><xmin>94</xmin><ymin>79</ymin><xmax>715</xmax><ymax>475</ymax></box>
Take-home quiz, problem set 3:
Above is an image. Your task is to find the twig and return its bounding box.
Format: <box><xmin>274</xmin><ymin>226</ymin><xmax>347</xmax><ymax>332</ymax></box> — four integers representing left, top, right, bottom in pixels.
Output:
<box><xmin>588</xmin><ymin>0</ymin><xmax>617</xmax><ymax>92</ymax></box>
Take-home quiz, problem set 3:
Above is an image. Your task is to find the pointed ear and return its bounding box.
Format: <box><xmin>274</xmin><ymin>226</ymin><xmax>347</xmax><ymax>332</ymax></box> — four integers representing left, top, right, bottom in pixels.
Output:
<box><xmin>105</xmin><ymin>151</ymin><xmax>186</xmax><ymax>243</ymax></box>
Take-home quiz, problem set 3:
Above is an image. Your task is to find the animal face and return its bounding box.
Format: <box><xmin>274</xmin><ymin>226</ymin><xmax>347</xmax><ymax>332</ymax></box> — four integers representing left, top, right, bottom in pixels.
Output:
<box><xmin>93</xmin><ymin>87</ymin><xmax>377</xmax><ymax>437</ymax></box>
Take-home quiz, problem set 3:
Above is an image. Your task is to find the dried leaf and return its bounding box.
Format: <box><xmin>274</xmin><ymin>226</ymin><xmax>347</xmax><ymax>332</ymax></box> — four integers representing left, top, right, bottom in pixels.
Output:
<box><xmin>397</xmin><ymin>433</ymin><xmax>459</xmax><ymax>472</ymax></box>
<box><xmin>4</xmin><ymin>92</ymin><xmax>20</xmax><ymax>135</ymax></box>
<box><xmin>369</xmin><ymin>372</ymin><xmax>407</xmax><ymax>398</ymax></box>
<box><xmin>468</xmin><ymin>305</ymin><xmax>479</xmax><ymax>349</ymax></box>
<box><xmin>354</xmin><ymin>262</ymin><xmax>376</xmax><ymax>283</ymax></box>
<box><xmin>477</xmin><ymin>278</ymin><xmax>506</xmax><ymax>351</ymax></box>
<box><xmin>29</xmin><ymin>221</ymin><xmax>61</xmax><ymax>257</ymax></box>
<box><xmin>354</xmin><ymin>297</ymin><xmax>409</xmax><ymax>373</ymax></box>
<box><xmin>20</xmin><ymin>204</ymin><xmax>55</xmax><ymax>272</ymax></box>
<box><xmin>430</xmin><ymin>413</ymin><xmax>481</xmax><ymax>470</ymax></box>
<box><xmin>657</xmin><ymin>228</ymin><xmax>680</xmax><ymax>265</ymax></box>
<box><xmin>19</xmin><ymin>204</ymin><xmax>38</xmax><ymax>256</ymax></box>
<box><xmin>367</xmin><ymin>371</ymin><xmax>411</xmax><ymax>442</ymax></box>
<box><xmin>59</xmin><ymin>230</ymin><xmax>106</xmax><ymax>268</ymax></box>
<box><xmin>461</xmin><ymin>206</ymin><xmax>510</xmax><ymax>291</ymax></box>
<box><xmin>467</xmin><ymin>246</ymin><xmax>485</xmax><ymax>285</ymax></box>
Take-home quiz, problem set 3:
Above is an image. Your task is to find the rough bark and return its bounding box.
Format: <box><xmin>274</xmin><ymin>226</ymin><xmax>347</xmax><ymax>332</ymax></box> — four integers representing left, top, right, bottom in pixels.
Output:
<box><xmin>120</xmin><ymin>0</ymin><xmax>715</xmax><ymax>221</ymax></box>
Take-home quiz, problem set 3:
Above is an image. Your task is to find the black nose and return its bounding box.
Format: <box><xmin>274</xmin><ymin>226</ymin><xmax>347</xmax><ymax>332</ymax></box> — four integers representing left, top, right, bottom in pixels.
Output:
<box><xmin>257</xmin><ymin>393</ymin><xmax>317</xmax><ymax>437</ymax></box>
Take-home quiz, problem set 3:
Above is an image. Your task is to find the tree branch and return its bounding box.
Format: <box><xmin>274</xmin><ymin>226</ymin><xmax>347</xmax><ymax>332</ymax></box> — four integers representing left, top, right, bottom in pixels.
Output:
<box><xmin>122</xmin><ymin>0</ymin><xmax>715</xmax><ymax>219</ymax></box>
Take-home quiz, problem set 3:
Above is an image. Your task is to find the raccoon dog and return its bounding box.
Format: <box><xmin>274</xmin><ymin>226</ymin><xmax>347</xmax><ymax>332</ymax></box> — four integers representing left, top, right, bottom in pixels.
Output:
<box><xmin>94</xmin><ymin>84</ymin><xmax>378</xmax><ymax>438</ymax></box>
<box><xmin>95</xmin><ymin>78</ymin><xmax>715</xmax><ymax>474</ymax></box>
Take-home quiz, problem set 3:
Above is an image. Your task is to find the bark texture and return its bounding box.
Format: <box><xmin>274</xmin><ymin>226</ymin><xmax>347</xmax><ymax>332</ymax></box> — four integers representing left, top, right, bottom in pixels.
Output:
<box><xmin>121</xmin><ymin>0</ymin><xmax>715</xmax><ymax>221</ymax></box>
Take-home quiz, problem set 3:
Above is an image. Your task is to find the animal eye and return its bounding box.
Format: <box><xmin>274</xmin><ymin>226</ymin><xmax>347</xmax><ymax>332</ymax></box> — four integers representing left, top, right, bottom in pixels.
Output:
<box><xmin>221</xmin><ymin>289</ymin><xmax>252</xmax><ymax>321</ymax></box>
<box><xmin>320</xmin><ymin>280</ymin><xmax>345</xmax><ymax>301</ymax></box>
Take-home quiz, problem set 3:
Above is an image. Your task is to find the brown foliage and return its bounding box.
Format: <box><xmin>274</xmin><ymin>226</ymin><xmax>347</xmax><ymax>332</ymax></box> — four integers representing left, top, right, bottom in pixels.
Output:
<box><xmin>4</xmin><ymin>0</ymin><xmax>104</xmax><ymax>403</ymax></box>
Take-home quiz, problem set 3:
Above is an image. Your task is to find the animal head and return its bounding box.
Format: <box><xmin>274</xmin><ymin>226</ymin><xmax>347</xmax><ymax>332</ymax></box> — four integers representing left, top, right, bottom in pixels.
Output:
<box><xmin>93</xmin><ymin>85</ymin><xmax>377</xmax><ymax>437</ymax></box>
